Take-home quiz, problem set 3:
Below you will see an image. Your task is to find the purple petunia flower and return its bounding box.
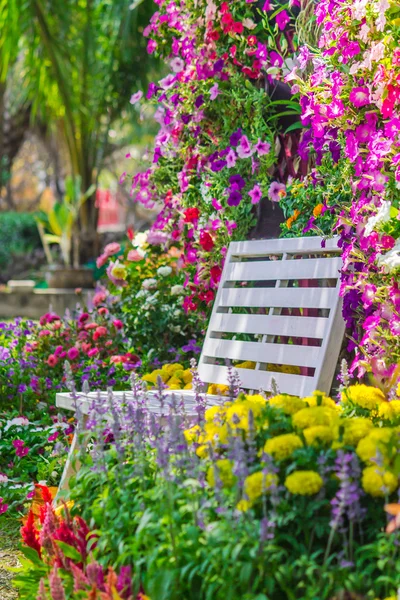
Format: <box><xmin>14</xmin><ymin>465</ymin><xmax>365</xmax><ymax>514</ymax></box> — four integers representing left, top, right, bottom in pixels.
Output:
<box><xmin>229</xmin><ymin>128</ymin><xmax>242</xmax><ymax>147</ymax></box>
<box><xmin>181</xmin><ymin>339</ymin><xmax>201</xmax><ymax>354</ymax></box>
<box><xmin>229</xmin><ymin>174</ymin><xmax>245</xmax><ymax>190</ymax></box>
<box><xmin>227</xmin><ymin>190</ymin><xmax>242</xmax><ymax>206</ymax></box>
<box><xmin>211</xmin><ymin>159</ymin><xmax>227</xmax><ymax>172</ymax></box>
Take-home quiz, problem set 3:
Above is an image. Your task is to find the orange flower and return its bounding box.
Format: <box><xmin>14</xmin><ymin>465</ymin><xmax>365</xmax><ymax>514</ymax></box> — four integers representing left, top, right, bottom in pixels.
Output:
<box><xmin>286</xmin><ymin>209</ymin><xmax>300</xmax><ymax>229</ymax></box>
<box><xmin>385</xmin><ymin>503</ymin><xmax>400</xmax><ymax>533</ymax></box>
<box><xmin>313</xmin><ymin>203</ymin><xmax>324</xmax><ymax>217</ymax></box>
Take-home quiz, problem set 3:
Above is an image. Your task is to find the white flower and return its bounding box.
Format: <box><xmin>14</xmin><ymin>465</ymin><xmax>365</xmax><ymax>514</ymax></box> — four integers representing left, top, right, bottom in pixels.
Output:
<box><xmin>142</xmin><ymin>278</ymin><xmax>157</xmax><ymax>290</ymax></box>
<box><xmin>4</xmin><ymin>416</ymin><xmax>30</xmax><ymax>432</ymax></box>
<box><xmin>171</xmin><ymin>284</ymin><xmax>184</xmax><ymax>295</ymax></box>
<box><xmin>364</xmin><ymin>201</ymin><xmax>391</xmax><ymax>237</ymax></box>
<box><xmin>132</xmin><ymin>231</ymin><xmax>148</xmax><ymax>249</ymax></box>
<box><xmin>242</xmin><ymin>18</ymin><xmax>256</xmax><ymax>29</ymax></box>
<box><xmin>136</xmin><ymin>289</ymin><xmax>149</xmax><ymax>299</ymax></box>
<box><xmin>157</xmin><ymin>266</ymin><xmax>172</xmax><ymax>277</ymax></box>
<box><xmin>0</xmin><ymin>474</ymin><xmax>8</xmax><ymax>484</ymax></box>
<box><xmin>376</xmin><ymin>240</ymin><xmax>400</xmax><ymax>273</ymax></box>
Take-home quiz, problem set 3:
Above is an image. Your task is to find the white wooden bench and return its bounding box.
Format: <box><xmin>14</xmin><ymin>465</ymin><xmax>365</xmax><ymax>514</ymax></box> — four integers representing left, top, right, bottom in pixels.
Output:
<box><xmin>55</xmin><ymin>235</ymin><xmax>345</xmax><ymax>495</ymax></box>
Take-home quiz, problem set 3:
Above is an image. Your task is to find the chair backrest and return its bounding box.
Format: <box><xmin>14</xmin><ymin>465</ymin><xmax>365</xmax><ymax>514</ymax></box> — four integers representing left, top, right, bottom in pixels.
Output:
<box><xmin>198</xmin><ymin>236</ymin><xmax>345</xmax><ymax>397</ymax></box>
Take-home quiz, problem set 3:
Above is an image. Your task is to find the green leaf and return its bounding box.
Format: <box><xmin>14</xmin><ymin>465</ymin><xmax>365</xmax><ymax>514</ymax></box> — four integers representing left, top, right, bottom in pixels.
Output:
<box><xmin>284</xmin><ymin>121</ymin><xmax>305</xmax><ymax>134</ymax></box>
<box><xmin>19</xmin><ymin>545</ymin><xmax>43</xmax><ymax>566</ymax></box>
<box><xmin>54</xmin><ymin>540</ymin><xmax>83</xmax><ymax>562</ymax></box>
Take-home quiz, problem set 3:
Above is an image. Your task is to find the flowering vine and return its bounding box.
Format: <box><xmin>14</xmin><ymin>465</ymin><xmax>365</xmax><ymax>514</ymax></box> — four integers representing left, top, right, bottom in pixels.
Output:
<box><xmin>126</xmin><ymin>0</ymin><xmax>301</xmax><ymax>311</ymax></box>
<box><xmin>291</xmin><ymin>0</ymin><xmax>400</xmax><ymax>380</ymax></box>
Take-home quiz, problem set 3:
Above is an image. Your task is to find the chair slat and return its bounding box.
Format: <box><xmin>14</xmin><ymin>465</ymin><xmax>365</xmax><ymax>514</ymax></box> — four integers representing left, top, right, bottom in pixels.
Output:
<box><xmin>198</xmin><ymin>363</ymin><xmax>315</xmax><ymax>397</ymax></box>
<box><xmin>224</xmin><ymin>256</ymin><xmax>342</xmax><ymax>282</ymax></box>
<box><xmin>210</xmin><ymin>313</ymin><xmax>328</xmax><ymax>339</ymax></box>
<box><xmin>229</xmin><ymin>236</ymin><xmax>341</xmax><ymax>257</ymax></box>
<box><xmin>202</xmin><ymin>338</ymin><xmax>320</xmax><ymax>367</ymax></box>
<box><xmin>219</xmin><ymin>286</ymin><xmax>337</xmax><ymax>309</ymax></box>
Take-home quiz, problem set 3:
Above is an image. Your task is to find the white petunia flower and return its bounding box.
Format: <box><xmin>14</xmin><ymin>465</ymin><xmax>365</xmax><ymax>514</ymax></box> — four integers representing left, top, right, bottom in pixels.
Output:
<box><xmin>364</xmin><ymin>201</ymin><xmax>391</xmax><ymax>237</ymax></box>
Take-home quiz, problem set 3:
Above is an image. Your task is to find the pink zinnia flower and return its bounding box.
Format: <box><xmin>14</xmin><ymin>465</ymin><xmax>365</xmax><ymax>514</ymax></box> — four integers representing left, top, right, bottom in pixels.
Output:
<box><xmin>96</xmin><ymin>253</ymin><xmax>108</xmax><ymax>268</ymax></box>
<box><xmin>127</xmin><ymin>249</ymin><xmax>144</xmax><ymax>262</ymax></box>
<box><xmin>349</xmin><ymin>86</ymin><xmax>370</xmax><ymax>108</ymax></box>
<box><xmin>268</xmin><ymin>182</ymin><xmax>287</xmax><ymax>202</ymax></box>
<box><xmin>104</xmin><ymin>242</ymin><xmax>121</xmax><ymax>257</ymax></box>
<box><xmin>113</xmin><ymin>319</ymin><xmax>123</xmax><ymax>330</ymax></box>
<box><xmin>47</xmin><ymin>355</ymin><xmax>58</xmax><ymax>368</ymax></box>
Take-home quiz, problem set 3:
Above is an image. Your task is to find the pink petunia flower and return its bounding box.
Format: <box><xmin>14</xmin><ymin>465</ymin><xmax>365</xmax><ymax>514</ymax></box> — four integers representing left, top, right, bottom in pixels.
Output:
<box><xmin>349</xmin><ymin>86</ymin><xmax>370</xmax><ymax>108</ymax></box>
<box><xmin>210</xmin><ymin>83</ymin><xmax>220</xmax><ymax>100</ymax></box>
<box><xmin>237</xmin><ymin>135</ymin><xmax>254</xmax><ymax>159</ymax></box>
<box><xmin>130</xmin><ymin>91</ymin><xmax>143</xmax><ymax>105</ymax></box>
<box><xmin>248</xmin><ymin>184</ymin><xmax>263</xmax><ymax>204</ymax></box>
<box><xmin>268</xmin><ymin>182</ymin><xmax>287</xmax><ymax>202</ymax></box>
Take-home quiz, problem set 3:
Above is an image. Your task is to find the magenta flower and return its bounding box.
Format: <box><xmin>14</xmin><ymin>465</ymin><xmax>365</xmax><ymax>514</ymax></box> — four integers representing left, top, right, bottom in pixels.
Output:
<box><xmin>255</xmin><ymin>138</ymin><xmax>271</xmax><ymax>156</ymax></box>
<box><xmin>349</xmin><ymin>87</ymin><xmax>370</xmax><ymax>108</ymax></box>
<box><xmin>12</xmin><ymin>439</ymin><xmax>29</xmax><ymax>458</ymax></box>
<box><xmin>212</xmin><ymin>198</ymin><xmax>223</xmax><ymax>211</ymax></box>
<box><xmin>48</xmin><ymin>431</ymin><xmax>60</xmax><ymax>442</ymax></box>
<box><xmin>130</xmin><ymin>90</ymin><xmax>143</xmax><ymax>105</ymax></box>
<box><xmin>210</xmin><ymin>83</ymin><xmax>219</xmax><ymax>100</ymax></box>
<box><xmin>211</xmin><ymin>159</ymin><xmax>227</xmax><ymax>172</ymax></box>
<box><xmin>0</xmin><ymin>498</ymin><xmax>9</xmax><ymax>515</ymax></box>
<box><xmin>248</xmin><ymin>184</ymin><xmax>263</xmax><ymax>204</ymax></box>
<box><xmin>147</xmin><ymin>39</ymin><xmax>157</xmax><ymax>54</ymax></box>
<box><xmin>237</xmin><ymin>135</ymin><xmax>254</xmax><ymax>159</ymax></box>
<box><xmin>229</xmin><ymin>174</ymin><xmax>245</xmax><ymax>190</ymax></box>
<box><xmin>229</xmin><ymin>128</ymin><xmax>242</xmax><ymax>147</ymax></box>
<box><xmin>67</xmin><ymin>347</ymin><xmax>79</xmax><ymax>361</ymax></box>
<box><xmin>268</xmin><ymin>181</ymin><xmax>287</xmax><ymax>202</ymax></box>
<box><xmin>226</xmin><ymin>148</ymin><xmax>237</xmax><ymax>168</ymax></box>
<box><xmin>275</xmin><ymin>10</ymin><xmax>290</xmax><ymax>30</ymax></box>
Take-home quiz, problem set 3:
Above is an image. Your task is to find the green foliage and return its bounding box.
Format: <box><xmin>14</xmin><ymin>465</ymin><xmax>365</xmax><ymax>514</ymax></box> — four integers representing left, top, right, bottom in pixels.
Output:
<box><xmin>0</xmin><ymin>211</ymin><xmax>41</xmax><ymax>272</ymax></box>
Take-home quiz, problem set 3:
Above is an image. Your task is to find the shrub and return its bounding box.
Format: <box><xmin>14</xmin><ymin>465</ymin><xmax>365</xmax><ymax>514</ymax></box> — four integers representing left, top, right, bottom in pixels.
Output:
<box><xmin>0</xmin><ymin>212</ymin><xmax>42</xmax><ymax>278</ymax></box>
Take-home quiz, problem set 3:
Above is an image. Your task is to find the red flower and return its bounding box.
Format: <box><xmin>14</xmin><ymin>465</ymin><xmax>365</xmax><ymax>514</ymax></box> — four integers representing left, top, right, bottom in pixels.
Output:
<box><xmin>184</xmin><ymin>207</ymin><xmax>200</xmax><ymax>223</ymax></box>
<box><xmin>127</xmin><ymin>227</ymin><xmax>134</xmax><ymax>241</ymax></box>
<box><xmin>47</xmin><ymin>355</ymin><xmax>58</xmax><ymax>368</ymax></box>
<box><xmin>21</xmin><ymin>510</ymin><xmax>41</xmax><ymax>558</ymax></box>
<box><xmin>199</xmin><ymin>230</ymin><xmax>214</xmax><ymax>252</ymax></box>
<box><xmin>113</xmin><ymin>319</ymin><xmax>124</xmax><ymax>330</ymax></box>
<box><xmin>220</xmin><ymin>2</ymin><xmax>230</xmax><ymax>12</ymax></box>
<box><xmin>247</xmin><ymin>35</ymin><xmax>257</xmax><ymax>46</ymax></box>
<box><xmin>232</xmin><ymin>22</ymin><xmax>244</xmax><ymax>34</ymax></box>
<box><xmin>208</xmin><ymin>30</ymin><xmax>220</xmax><ymax>41</ymax></box>
<box><xmin>210</xmin><ymin>265</ymin><xmax>222</xmax><ymax>284</ymax></box>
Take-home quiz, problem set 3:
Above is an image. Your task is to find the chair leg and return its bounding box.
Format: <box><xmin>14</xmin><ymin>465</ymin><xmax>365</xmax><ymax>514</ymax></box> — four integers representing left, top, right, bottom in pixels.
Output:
<box><xmin>55</xmin><ymin>415</ymin><xmax>88</xmax><ymax>504</ymax></box>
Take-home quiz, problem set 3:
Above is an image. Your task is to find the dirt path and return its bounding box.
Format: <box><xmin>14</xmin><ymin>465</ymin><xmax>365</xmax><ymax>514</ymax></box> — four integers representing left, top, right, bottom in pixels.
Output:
<box><xmin>0</xmin><ymin>519</ymin><xmax>20</xmax><ymax>600</ymax></box>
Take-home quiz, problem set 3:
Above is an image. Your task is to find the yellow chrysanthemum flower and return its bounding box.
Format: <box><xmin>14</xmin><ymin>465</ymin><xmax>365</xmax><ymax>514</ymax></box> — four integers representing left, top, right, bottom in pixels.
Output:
<box><xmin>203</xmin><ymin>422</ymin><xmax>229</xmax><ymax>445</ymax></box>
<box><xmin>356</xmin><ymin>428</ymin><xmax>397</xmax><ymax>464</ymax></box>
<box><xmin>205</xmin><ymin>405</ymin><xmax>226</xmax><ymax>423</ymax></box>
<box><xmin>207</xmin><ymin>383</ymin><xmax>230</xmax><ymax>396</ymax></box>
<box><xmin>183</xmin><ymin>424</ymin><xmax>201</xmax><ymax>444</ymax></box>
<box><xmin>378</xmin><ymin>400</ymin><xmax>400</xmax><ymax>420</ymax></box>
<box><xmin>182</xmin><ymin>369</ymin><xmax>193</xmax><ymax>384</ymax></box>
<box><xmin>303</xmin><ymin>391</ymin><xmax>338</xmax><ymax>410</ymax></box>
<box><xmin>304</xmin><ymin>425</ymin><xmax>334</xmax><ymax>446</ymax></box>
<box><xmin>269</xmin><ymin>394</ymin><xmax>306</xmax><ymax>415</ymax></box>
<box><xmin>361</xmin><ymin>466</ymin><xmax>398</xmax><ymax>497</ymax></box>
<box><xmin>207</xmin><ymin>459</ymin><xmax>235</xmax><ymax>488</ymax></box>
<box><xmin>142</xmin><ymin>369</ymin><xmax>169</xmax><ymax>385</ymax></box>
<box><xmin>168</xmin><ymin>376</ymin><xmax>183</xmax><ymax>387</ymax></box>
<box><xmin>292</xmin><ymin>406</ymin><xmax>339</xmax><ymax>430</ymax></box>
<box><xmin>168</xmin><ymin>384</ymin><xmax>181</xmax><ymax>390</ymax></box>
<box><xmin>284</xmin><ymin>470</ymin><xmax>323</xmax><ymax>496</ymax></box>
<box><xmin>264</xmin><ymin>433</ymin><xmax>303</xmax><ymax>460</ymax></box>
<box><xmin>342</xmin><ymin>384</ymin><xmax>386</xmax><ymax>410</ymax></box>
<box><xmin>183</xmin><ymin>383</ymin><xmax>193</xmax><ymax>390</ymax></box>
<box><xmin>336</xmin><ymin>417</ymin><xmax>373</xmax><ymax>446</ymax></box>
<box><xmin>243</xmin><ymin>471</ymin><xmax>278</xmax><ymax>502</ymax></box>
<box><xmin>161</xmin><ymin>363</ymin><xmax>184</xmax><ymax>377</ymax></box>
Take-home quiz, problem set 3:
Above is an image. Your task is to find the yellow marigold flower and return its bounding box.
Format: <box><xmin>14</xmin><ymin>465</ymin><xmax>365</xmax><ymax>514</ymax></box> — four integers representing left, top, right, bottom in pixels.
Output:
<box><xmin>269</xmin><ymin>395</ymin><xmax>306</xmax><ymax>415</ymax></box>
<box><xmin>184</xmin><ymin>424</ymin><xmax>201</xmax><ymax>444</ymax></box>
<box><xmin>285</xmin><ymin>470</ymin><xmax>323</xmax><ymax>496</ymax></box>
<box><xmin>356</xmin><ymin>428</ymin><xmax>397</xmax><ymax>464</ymax></box>
<box><xmin>226</xmin><ymin>396</ymin><xmax>267</xmax><ymax>431</ymax></box>
<box><xmin>292</xmin><ymin>406</ymin><xmax>339</xmax><ymax>430</ymax></box>
<box><xmin>342</xmin><ymin>384</ymin><xmax>385</xmax><ymax>410</ymax></box>
<box><xmin>397</xmin><ymin>381</ymin><xmax>400</xmax><ymax>397</ymax></box>
<box><xmin>161</xmin><ymin>363</ymin><xmax>184</xmax><ymax>376</ymax></box>
<box><xmin>182</xmin><ymin>369</ymin><xmax>193</xmax><ymax>384</ymax></box>
<box><xmin>243</xmin><ymin>471</ymin><xmax>278</xmax><ymax>502</ymax></box>
<box><xmin>203</xmin><ymin>422</ymin><xmax>229</xmax><ymax>445</ymax></box>
<box><xmin>183</xmin><ymin>383</ymin><xmax>193</xmax><ymax>390</ymax></box>
<box><xmin>337</xmin><ymin>417</ymin><xmax>373</xmax><ymax>446</ymax></box>
<box><xmin>207</xmin><ymin>459</ymin><xmax>235</xmax><ymax>488</ymax></box>
<box><xmin>235</xmin><ymin>361</ymin><xmax>256</xmax><ymax>369</ymax></box>
<box><xmin>236</xmin><ymin>499</ymin><xmax>252</xmax><ymax>512</ymax></box>
<box><xmin>205</xmin><ymin>405</ymin><xmax>226</xmax><ymax>423</ymax></box>
<box><xmin>207</xmin><ymin>383</ymin><xmax>230</xmax><ymax>396</ymax></box>
<box><xmin>361</xmin><ymin>466</ymin><xmax>398</xmax><ymax>498</ymax></box>
<box><xmin>142</xmin><ymin>369</ymin><xmax>169</xmax><ymax>385</ymax></box>
<box><xmin>313</xmin><ymin>203</ymin><xmax>324</xmax><ymax>217</ymax></box>
<box><xmin>196</xmin><ymin>444</ymin><xmax>209</xmax><ymax>459</ymax></box>
<box><xmin>168</xmin><ymin>384</ymin><xmax>181</xmax><ymax>390</ymax></box>
<box><xmin>382</xmin><ymin>597</ymin><xmax>397</xmax><ymax>600</ymax></box>
<box><xmin>304</xmin><ymin>425</ymin><xmax>334</xmax><ymax>446</ymax></box>
<box><xmin>168</xmin><ymin>376</ymin><xmax>183</xmax><ymax>387</ymax></box>
<box><xmin>264</xmin><ymin>433</ymin><xmax>303</xmax><ymax>460</ymax></box>
<box><xmin>303</xmin><ymin>391</ymin><xmax>337</xmax><ymax>410</ymax></box>
<box><xmin>378</xmin><ymin>400</ymin><xmax>400</xmax><ymax>420</ymax></box>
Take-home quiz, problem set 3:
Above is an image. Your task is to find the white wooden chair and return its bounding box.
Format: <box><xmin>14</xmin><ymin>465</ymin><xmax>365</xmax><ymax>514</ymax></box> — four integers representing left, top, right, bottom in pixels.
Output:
<box><xmin>55</xmin><ymin>235</ymin><xmax>345</xmax><ymax>494</ymax></box>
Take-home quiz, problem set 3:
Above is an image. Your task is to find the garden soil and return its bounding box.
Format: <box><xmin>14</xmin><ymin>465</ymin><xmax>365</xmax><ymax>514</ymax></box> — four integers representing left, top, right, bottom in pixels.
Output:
<box><xmin>0</xmin><ymin>520</ymin><xmax>20</xmax><ymax>600</ymax></box>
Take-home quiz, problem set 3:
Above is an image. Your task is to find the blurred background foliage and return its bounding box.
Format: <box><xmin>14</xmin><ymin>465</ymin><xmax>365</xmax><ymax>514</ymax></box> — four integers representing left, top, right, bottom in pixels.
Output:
<box><xmin>0</xmin><ymin>0</ymin><xmax>159</xmax><ymax>262</ymax></box>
